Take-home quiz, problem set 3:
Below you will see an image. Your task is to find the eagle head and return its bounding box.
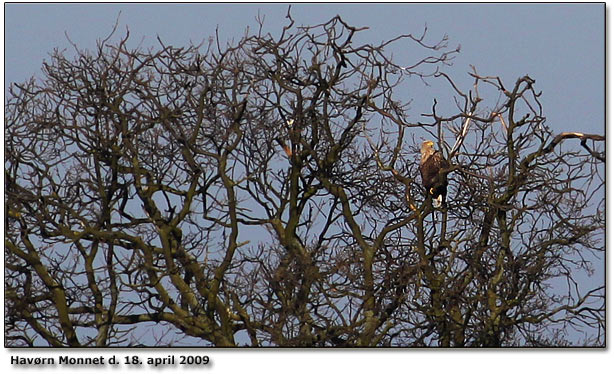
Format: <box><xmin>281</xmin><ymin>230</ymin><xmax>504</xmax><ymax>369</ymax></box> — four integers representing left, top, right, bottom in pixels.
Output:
<box><xmin>420</xmin><ymin>140</ymin><xmax>436</xmax><ymax>162</ymax></box>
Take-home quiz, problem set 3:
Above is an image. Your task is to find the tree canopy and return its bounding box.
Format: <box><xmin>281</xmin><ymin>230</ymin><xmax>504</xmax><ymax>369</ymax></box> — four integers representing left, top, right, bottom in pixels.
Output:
<box><xmin>5</xmin><ymin>13</ymin><xmax>605</xmax><ymax>347</ymax></box>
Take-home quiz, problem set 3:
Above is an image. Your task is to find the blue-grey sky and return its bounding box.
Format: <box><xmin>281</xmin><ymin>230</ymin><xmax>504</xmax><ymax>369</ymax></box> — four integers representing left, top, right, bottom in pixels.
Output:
<box><xmin>4</xmin><ymin>3</ymin><xmax>605</xmax><ymax>136</ymax></box>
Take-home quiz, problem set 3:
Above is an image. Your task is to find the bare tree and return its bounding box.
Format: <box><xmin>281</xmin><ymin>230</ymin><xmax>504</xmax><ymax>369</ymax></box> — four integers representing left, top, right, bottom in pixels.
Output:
<box><xmin>5</xmin><ymin>13</ymin><xmax>604</xmax><ymax>347</ymax></box>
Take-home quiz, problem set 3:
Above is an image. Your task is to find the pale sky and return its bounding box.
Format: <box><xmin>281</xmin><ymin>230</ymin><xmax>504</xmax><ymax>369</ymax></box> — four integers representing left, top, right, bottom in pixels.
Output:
<box><xmin>5</xmin><ymin>3</ymin><xmax>605</xmax><ymax>136</ymax></box>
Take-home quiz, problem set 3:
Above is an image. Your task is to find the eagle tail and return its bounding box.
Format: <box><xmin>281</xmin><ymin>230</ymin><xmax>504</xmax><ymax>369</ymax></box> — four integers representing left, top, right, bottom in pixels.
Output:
<box><xmin>433</xmin><ymin>194</ymin><xmax>443</xmax><ymax>208</ymax></box>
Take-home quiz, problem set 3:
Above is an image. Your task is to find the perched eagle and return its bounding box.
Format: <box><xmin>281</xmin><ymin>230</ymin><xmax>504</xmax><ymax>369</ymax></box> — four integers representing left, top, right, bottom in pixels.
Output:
<box><xmin>419</xmin><ymin>140</ymin><xmax>450</xmax><ymax>208</ymax></box>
